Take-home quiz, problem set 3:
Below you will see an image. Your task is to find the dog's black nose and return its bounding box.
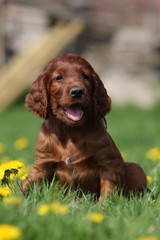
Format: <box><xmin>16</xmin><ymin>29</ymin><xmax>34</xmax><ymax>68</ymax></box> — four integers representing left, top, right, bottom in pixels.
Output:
<box><xmin>70</xmin><ymin>88</ymin><xmax>84</xmax><ymax>98</ymax></box>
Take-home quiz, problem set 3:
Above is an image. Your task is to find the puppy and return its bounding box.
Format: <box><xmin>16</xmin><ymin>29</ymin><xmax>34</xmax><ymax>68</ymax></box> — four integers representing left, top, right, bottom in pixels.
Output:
<box><xmin>23</xmin><ymin>53</ymin><xmax>147</xmax><ymax>200</ymax></box>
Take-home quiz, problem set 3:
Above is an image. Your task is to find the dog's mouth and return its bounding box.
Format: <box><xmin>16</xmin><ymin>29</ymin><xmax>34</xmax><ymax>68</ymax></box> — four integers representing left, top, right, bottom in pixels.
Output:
<box><xmin>62</xmin><ymin>105</ymin><xmax>84</xmax><ymax>122</ymax></box>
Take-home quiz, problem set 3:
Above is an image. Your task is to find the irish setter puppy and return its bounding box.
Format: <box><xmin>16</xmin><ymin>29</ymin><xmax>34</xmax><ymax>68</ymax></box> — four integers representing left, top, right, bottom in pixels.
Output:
<box><xmin>23</xmin><ymin>53</ymin><xmax>147</xmax><ymax>200</ymax></box>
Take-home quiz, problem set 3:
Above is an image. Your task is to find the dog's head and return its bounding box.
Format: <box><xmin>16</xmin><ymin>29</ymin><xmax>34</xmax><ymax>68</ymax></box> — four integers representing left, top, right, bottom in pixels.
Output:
<box><xmin>26</xmin><ymin>53</ymin><xmax>111</xmax><ymax>126</ymax></box>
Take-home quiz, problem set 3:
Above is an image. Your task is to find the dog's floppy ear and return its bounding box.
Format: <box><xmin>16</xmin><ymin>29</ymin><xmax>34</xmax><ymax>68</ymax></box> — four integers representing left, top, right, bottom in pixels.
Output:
<box><xmin>93</xmin><ymin>71</ymin><xmax>111</xmax><ymax>119</ymax></box>
<box><xmin>25</xmin><ymin>62</ymin><xmax>52</xmax><ymax>118</ymax></box>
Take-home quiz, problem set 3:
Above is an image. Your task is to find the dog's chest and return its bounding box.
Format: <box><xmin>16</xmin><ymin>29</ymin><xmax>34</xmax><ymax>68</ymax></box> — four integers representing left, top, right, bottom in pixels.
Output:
<box><xmin>53</xmin><ymin>141</ymin><xmax>100</xmax><ymax>195</ymax></box>
<box><xmin>55</xmin><ymin>163</ymin><xmax>99</xmax><ymax>194</ymax></box>
<box><xmin>54</xmin><ymin>160</ymin><xmax>99</xmax><ymax>195</ymax></box>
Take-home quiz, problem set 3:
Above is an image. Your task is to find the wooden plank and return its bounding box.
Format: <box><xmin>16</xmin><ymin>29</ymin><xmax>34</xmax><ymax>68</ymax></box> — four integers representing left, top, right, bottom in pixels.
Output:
<box><xmin>0</xmin><ymin>20</ymin><xmax>84</xmax><ymax>111</ymax></box>
<box><xmin>0</xmin><ymin>0</ymin><xmax>4</xmax><ymax>65</ymax></box>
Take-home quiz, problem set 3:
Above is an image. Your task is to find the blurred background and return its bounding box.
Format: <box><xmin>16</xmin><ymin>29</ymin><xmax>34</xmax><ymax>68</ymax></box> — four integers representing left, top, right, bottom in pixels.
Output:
<box><xmin>0</xmin><ymin>0</ymin><xmax>160</xmax><ymax>110</ymax></box>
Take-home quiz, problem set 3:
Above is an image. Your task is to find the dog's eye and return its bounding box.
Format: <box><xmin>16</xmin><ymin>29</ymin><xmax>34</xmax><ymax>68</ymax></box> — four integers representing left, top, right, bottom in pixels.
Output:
<box><xmin>82</xmin><ymin>72</ymin><xmax>89</xmax><ymax>80</ymax></box>
<box><xmin>56</xmin><ymin>75</ymin><xmax>62</xmax><ymax>81</ymax></box>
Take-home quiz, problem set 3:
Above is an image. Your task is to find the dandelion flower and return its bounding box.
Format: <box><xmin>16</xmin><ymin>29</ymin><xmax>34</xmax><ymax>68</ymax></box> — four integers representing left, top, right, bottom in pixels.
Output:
<box><xmin>0</xmin><ymin>186</ymin><xmax>11</xmax><ymax>197</ymax></box>
<box><xmin>17</xmin><ymin>166</ymin><xmax>29</xmax><ymax>180</ymax></box>
<box><xmin>0</xmin><ymin>224</ymin><xmax>22</xmax><ymax>240</ymax></box>
<box><xmin>0</xmin><ymin>160</ymin><xmax>24</xmax><ymax>171</ymax></box>
<box><xmin>137</xmin><ymin>236</ymin><xmax>159</xmax><ymax>240</ymax></box>
<box><xmin>14</xmin><ymin>138</ymin><xmax>28</xmax><ymax>150</ymax></box>
<box><xmin>87</xmin><ymin>212</ymin><xmax>104</xmax><ymax>223</ymax></box>
<box><xmin>147</xmin><ymin>176</ymin><xmax>153</xmax><ymax>183</ymax></box>
<box><xmin>37</xmin><ymin>204</ymin><xmax>50</xmax><ymax>216</ymax></box>
<box><xmin>50</xmin><ymin>202</ymin><xmax>68</xmax><ymax>215</ymax></box>
<box><xmin>0</xmin><ymin>143</ymin><xmax>6</xmax><ymax>154</ymax></box>
<box><xmin>0</xmin><ymin>170</ymin><xmax>4</xmax><ymax>180</ymax></box>
<box><xmin>38</xmin><ymin>201</ymin><xmax>68</xmax><ymax>216</ymax></box>
<box><xmin>146</xmin><ymin>148</ymin><xmax>160</xmax><ymax>161</ymax></box>
<box><xmin>0</xmin><ymin>160</ymin><xmax>25</xmax><ymax>181</ymax></box>
<box><xmin>3</xmin><ymin>196</ymin><xmax>22</xmax><ymax>206</ymax></box>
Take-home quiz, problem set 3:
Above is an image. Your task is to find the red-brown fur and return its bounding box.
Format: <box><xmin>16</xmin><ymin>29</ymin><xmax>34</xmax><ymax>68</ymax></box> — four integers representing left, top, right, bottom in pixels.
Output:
<box><xmin>23</xmin><ymin>53</ymin><xmax>147</xmax><ymax>200</ymax></box>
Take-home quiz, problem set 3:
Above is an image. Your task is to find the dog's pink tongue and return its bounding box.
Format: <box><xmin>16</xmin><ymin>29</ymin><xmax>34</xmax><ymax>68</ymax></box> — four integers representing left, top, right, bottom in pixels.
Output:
<box><xmin>66</xmin><ymin>107</ymin><xmax>83</xmax><ymax>121</ymax></box>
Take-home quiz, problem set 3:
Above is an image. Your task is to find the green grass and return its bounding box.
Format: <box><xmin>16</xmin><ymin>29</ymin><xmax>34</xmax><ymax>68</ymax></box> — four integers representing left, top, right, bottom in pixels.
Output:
<box><xmin>0</xmin><ymin>101</ymin><xmax>160</xmax><ymax>240</ymax></box>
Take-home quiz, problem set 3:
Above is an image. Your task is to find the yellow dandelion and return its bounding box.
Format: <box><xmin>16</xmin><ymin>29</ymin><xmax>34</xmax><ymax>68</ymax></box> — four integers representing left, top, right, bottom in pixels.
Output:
<box><xmin>0</xmin><ymin>160</ymin><xmax>24</xmax><ymax>171</ymax></box>
<box><xmin>37</xmin><ymin>204</ymin><xmax>50</xmax><ymax>216</ymax></box>
<box><xmin>137</xmin><ymin>236</ymin><xmax>159</xmax><ymax>240</ymax></box>
<box><xmin>38</xmin><ymin>201</ymin><xmax>68</xmax><ymax>216</ymax></box>
<box><xmin>9</xmin><ymin>173</ymin><xmax>15</xmax><ymax>180</ymax></box>
<box><xmin>17</xmin><ymin>166</ymin><xmax>29</xmax><ymax>181</ymax></box>
<box><xmin>146</xmin><ymin>148</ymin><xmax>160</xmax><ymax>161</ymax></box>
<box><xmin>0</xmin><ymin>186</ymin><xmax>11</xmax><ymax>197</ymax></box>
<box><xmin>3</xmin><ymin>196</ymin><xmax>22</xmax><ymax>206</ymax></box>
<box><xmin>14</xmin><ymin>138</ymin><xmax>28</xmax><ymax>150</ymax></box>
<box><xmin>50</xmin><ymin>202</ymin><xmax>68</xmax><ymax>215</ymax></box>
<box><xmin>147</xmin><ymin>176</ymin><xmax>153</xmax><ymax>183</ymax></box>
<box><xmin>0</xmin><ymin>160</ymin><xmax>25</xmax><ymax>181</ymax></box>
<box><xmin>87</xmin><ymin>212</ymin><xmax>104</xmax><ymax>223</ymax></box>
<box><xmin>10</xmin><ymin>158</ymin><xmax>30</xmax><ymax>180</ymax></box>
<box><xmin>0</xmin><ymin>143</ymin><xmax>6</xmax><ymax>154</ymax></box>
<box><xmin>0</xmin><ymin>170</ymin><xmax>4</xmax><ymax>180</ymax></box>
<box><xmin>0</xmin><ymin>224</ymin><xmax>22</xmax><ymax>240</ymax></box>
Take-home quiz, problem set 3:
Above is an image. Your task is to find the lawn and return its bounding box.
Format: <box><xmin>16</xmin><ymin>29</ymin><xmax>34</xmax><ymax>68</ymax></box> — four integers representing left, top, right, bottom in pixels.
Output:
<box><xmin>0</xmin><ymin>100</ymin><xmax>160</xmax><ymax>240</ymax></box>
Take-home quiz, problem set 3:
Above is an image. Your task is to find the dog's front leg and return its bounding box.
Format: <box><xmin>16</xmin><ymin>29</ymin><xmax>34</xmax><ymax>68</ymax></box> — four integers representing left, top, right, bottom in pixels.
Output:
<box><xmin>99</xmin><ymin>178</ymin><xmax>115</xmax><ymax>203</ymax></box>
<box><xmin>22</xmin><ymin>164</ymin><xmax>44</xmax><ymax>193</ymax></box>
